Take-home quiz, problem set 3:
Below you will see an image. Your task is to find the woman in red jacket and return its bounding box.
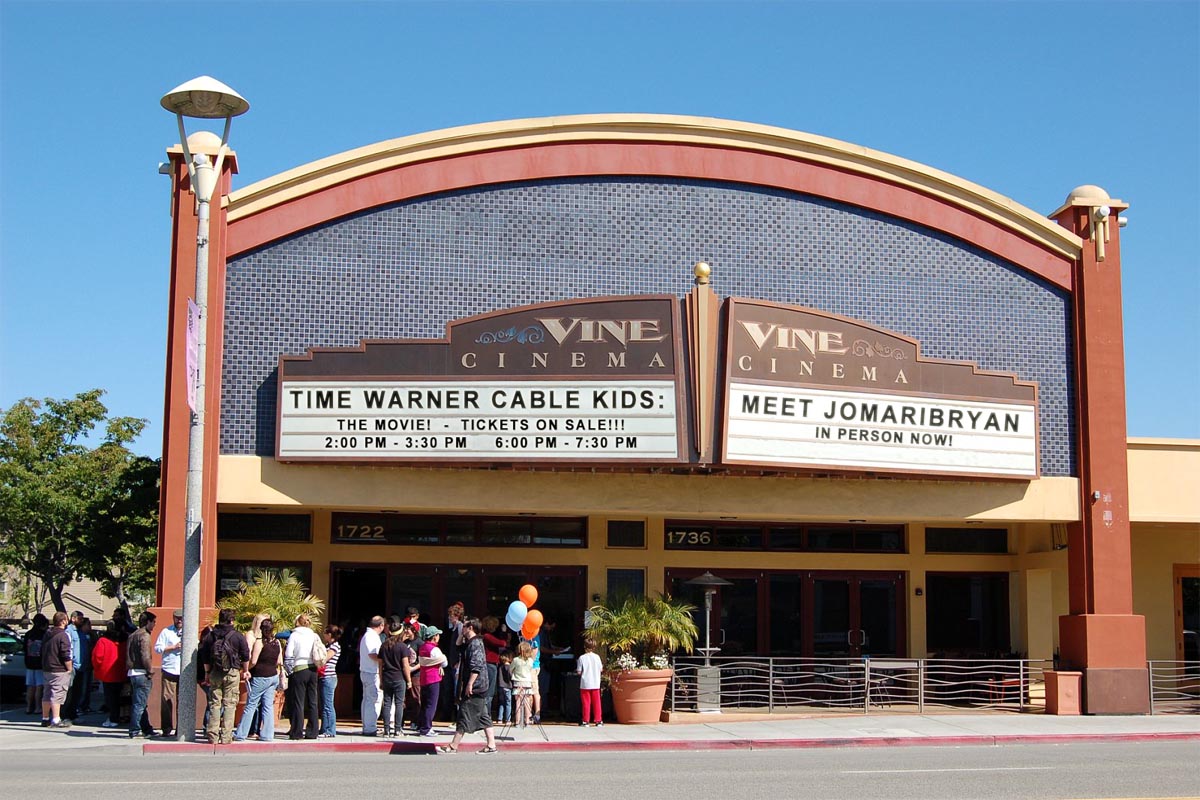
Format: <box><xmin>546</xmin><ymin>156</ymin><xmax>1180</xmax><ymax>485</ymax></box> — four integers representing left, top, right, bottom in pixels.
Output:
<box><xmin>91</xmin><ymin>621</ymin><xmax>128</xmax><ymax>729</ymax></box>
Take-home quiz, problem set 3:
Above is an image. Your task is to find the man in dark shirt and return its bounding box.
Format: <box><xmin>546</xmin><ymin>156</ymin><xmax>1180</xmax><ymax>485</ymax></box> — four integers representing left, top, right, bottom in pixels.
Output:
<box><xmin>199</xmin><ymin>608</ymin><xmax>250</xmax><ymax>744</ymax></box>
<box><xmin>40</xmin><ymin>611</ymin><xmax>74</xmax><ymax>728</ymax></box>
<box><xmin>126</xmin><ymin>611</ymin><xmax>157</xmax><ymax>738</ymax></box>
<box><xmin>439</xmin><ymin>617</ymin><xmax>496</xmax><ymax>754</ymax></box>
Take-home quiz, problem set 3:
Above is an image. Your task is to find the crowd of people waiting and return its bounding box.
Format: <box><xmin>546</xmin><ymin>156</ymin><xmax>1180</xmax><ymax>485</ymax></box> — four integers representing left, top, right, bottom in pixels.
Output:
<box><xmin>21</xmin><ymin>601</ymin><xmax>603</xmax><ymax>749</ymax></box>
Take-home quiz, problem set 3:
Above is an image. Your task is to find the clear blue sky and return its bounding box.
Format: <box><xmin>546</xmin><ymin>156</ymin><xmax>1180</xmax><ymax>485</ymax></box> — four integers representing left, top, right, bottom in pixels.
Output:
<box><xmin>2</xmin><ymin>2</ymin><xmax>1197</xmax><ymax>456</ymax></box>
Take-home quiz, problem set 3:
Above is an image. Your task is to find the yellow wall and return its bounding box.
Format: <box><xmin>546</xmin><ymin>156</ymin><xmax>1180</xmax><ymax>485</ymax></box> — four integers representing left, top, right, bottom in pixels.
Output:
<box><xmin>1128</xmin><ymin>439</ymin><xmax>1200</xmax><ymax>524</ymax></box>
<box><xmin>214</xmin><ymin>440</ymin><xmax>1197</xmax><ymax>662</ymax></box>
<box><xmin>218</xmin><ymin>508</ymin><xmax>1037</xmax><ymax>658</ymax></box>
<box><xmin>1132</xmin><ymin>522</ymin><xmax>1200</xmax><ymax>661</ymax></box>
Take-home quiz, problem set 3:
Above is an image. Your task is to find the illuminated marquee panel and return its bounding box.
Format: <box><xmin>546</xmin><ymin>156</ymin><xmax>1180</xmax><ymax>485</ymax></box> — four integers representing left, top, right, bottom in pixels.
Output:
<box><xmin>726</xmin><ymin>384</ymin><xmax>1037</xmax><ymax>477</ymax></box>
<box><xmin>720</xmin><ymin>298</ymin><xmax>1039</xmax><ymax>479</ymax></box>
<box><xmin>278</xmin><ymin>379</ymin><xmax>678</xmax><ymax>460</ymax></box>
<box><xmin>275</xmin><ymin>295</ymin><xmax>687</xmax><ymax>465</ymax></box>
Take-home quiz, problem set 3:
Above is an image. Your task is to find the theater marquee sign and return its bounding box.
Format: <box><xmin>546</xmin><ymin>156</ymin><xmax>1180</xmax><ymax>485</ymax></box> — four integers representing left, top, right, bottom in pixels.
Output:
<box><xmin>277</xmin><ymin>292</ymin><xmax>1038</xmax><ymax>479</ymax></box>
<box><xmin>277</xmin><ymin>296</ymin><xmax>686</xmax><ymax>463</ymax></box>
<box><xmin>722</xmin><ymin>299</ymin><xmax>1038</xmax><ymax>478</ymax></box>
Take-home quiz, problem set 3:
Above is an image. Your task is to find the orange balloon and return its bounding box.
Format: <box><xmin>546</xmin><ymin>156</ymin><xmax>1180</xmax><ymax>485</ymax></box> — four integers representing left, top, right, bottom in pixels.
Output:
<box><xmin>521</xmin><ymin>620</ymin><xmax>540</xmax><ymax>641</ymax></box>
<box><xmin>519</xmin><ymin>584</ymin><xmax>538</xmax><ymax>607</ymax></box>
<box><xmin>525</xmin><ymin>609</ymin><xmax>544</xmax><ymax>629</ymax></box>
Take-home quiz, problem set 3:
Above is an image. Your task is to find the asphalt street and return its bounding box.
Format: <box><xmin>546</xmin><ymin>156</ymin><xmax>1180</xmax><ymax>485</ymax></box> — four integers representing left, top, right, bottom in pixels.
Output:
<box><xmin>5</xmin><ymin>740</ymin><xmax>1199</xmax><ymax>800</ymax></box>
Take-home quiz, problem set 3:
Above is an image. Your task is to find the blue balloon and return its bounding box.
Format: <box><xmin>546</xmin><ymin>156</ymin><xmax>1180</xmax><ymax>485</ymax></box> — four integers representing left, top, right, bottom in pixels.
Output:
<box><xmin>506</xmin><ymin>600</ymin><xmax>528</xmax><ymax>630</ymax></box>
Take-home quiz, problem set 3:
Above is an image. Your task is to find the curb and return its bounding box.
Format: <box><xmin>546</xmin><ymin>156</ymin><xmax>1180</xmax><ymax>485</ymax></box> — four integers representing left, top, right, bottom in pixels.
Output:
<box><xmin>142</xmin><ymin>731</ymin><xmax>1200</xmax><ymax>755</ymax></box>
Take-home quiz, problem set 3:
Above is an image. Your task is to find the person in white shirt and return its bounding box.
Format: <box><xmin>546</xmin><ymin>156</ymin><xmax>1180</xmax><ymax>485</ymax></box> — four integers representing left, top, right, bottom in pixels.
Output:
<box><xmin>358</xmin><ymin>616</ymin><xmax>385</xmax><ymax>736</ymax></box>
<box><xmin>576</xmin><ymin>639</ymin><xmax>603</xmax><ymax>726</ymax></box>
<box><xmin>284</xmin><ymin>614</ymin><xmax>321</xmax><ymax>739</ymax></box>
<box><xmin>153</xmin><ymin>610</ymin><xmax>183</xmax><ymax>737</ymax></box>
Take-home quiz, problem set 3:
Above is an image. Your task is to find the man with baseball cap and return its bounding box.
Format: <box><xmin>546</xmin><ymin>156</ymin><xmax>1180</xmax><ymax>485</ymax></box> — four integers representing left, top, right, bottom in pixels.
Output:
<box><xmin>154</xmin><ymin>610</ymin><xmax>184</xmax><ymax>737</ymax></box>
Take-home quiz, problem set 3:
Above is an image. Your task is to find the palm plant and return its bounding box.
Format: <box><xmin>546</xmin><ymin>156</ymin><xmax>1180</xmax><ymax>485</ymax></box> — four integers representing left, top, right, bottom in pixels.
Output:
<box><xmin>214</xmin><ymin>568</ymin><xmax>325</xmax><ymax>633</ymax></box>
<box><xmin>586</xmin><ymin>593</ymin><xmax>698</xmax><ymax>669</ymax></box>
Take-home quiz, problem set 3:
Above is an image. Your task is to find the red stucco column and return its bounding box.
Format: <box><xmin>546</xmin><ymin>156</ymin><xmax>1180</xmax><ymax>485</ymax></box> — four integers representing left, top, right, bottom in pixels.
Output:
<box><xmin>156</xmin><ymin>134</ymin><xmax>236</xmax><ymax>613</ymax></box>
<box><xmin>1052</xmin><ymin>186</ymin><xmax>1148</xmax><ymax>714</ymax></box>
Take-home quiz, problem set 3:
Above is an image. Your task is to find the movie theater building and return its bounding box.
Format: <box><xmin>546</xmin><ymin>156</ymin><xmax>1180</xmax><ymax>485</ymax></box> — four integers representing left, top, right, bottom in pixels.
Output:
<box><xmin>154</xmin><ymin>115</ymin><xmax>1199</xmax><ymax>716</ymax></box>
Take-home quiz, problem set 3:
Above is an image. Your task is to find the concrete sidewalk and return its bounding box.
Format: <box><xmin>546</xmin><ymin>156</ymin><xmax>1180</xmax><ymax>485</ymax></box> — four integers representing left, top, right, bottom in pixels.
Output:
<box><xmin>2</xmin><ymin>706</ymin><xmax>1197</xmax><ymax>755</ymax></box>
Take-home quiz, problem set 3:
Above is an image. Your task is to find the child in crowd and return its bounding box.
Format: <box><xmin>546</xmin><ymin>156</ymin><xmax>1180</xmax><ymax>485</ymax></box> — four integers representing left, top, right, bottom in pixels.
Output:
<box><xmin>495</xmin><ymin>648</ymin><xmax>514</xmax><ymax>724</ymax></box>
<box><xmin>576</xmin><ymin>639</ymin><xmax>603</xmax><ymax>726</ymax></box>
<box><xmin>511</xmin><ymin>641</ymin><xmax>535</xmax><ymax>727</ymax></box>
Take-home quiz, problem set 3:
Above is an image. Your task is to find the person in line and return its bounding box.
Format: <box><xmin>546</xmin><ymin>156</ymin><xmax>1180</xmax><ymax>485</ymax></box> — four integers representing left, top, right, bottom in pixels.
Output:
<box><xmin>125</xmin><ymin>611</ymin><xmax>156</xmax><ymax>738</ymax></box>
<box><xmin>91</xmin><ymin>621</ymin><xmax>127</xmax><ymax>729</ymax></box>
<box><xmin>511</xmin><ymin>640</ymin><xmax>535</xmax><ymax>728</ymax></box>
<box><xmin>576</xmin><ymin>639</ymin><xmax>603</xmax><ymax>726</ymax></box>
<box><xmin>234</xmin><ymin>618</ymin><xmax>283</xmax><ymax>742</ymax></box>
<box><xmin>403</xmin><ymin>623</ymin><xmax>422</xmax><ymax>734</ymax></box>
<box><xmin>441</xmin><ymin>602</ymin><xmax>465</xmax><ymax>721</ymax></box>
<box><xmin>495</xmin><ymin>648</ymin><xmax>514</xmax><ymax>725</ymax></box>
<box><xmin>153</xmin><ymin>610</ymin><xmax>183</xmax><ymax>737</ymax></box>
<box><xmin>61</xmin><ymin>611</ymin><xmax>83</xmax><ymax>721</ymax></box>
<box><xmin>284</xmin><ymin>613</ymin><xmax>321</xmax><ymax>740</ymax></box>
<box><xmin>438</xmin><ymin>617</ymin><xmax>497</xmax><ymax>754</ymax></box>
<box><xmin>199</xmin><ymin>608</ymin><xmax>249</xmax><ymax>745</ymax></box>
<box><xmin>535</xmin><ymin>618</ymin><xmax>570</xmax><ymax>719</ymax></box>
<box><xmin>241</xmin><ymin>612</ymin><xmax>271</xmax><ymax>740</ymax></box>
<box><xmin>480</xmin><ymin>616</ymin><xmax>505</xmax><ymax>716</ymax></box>
<box><xmin>403</xmin><ymin>607</ymin><xmax>421</xmax><ymax>636</ymax></box>
<box><xmin>74</xmin><ymin>617</ymin><xmax>95</xmax><ymax>716</ymax></box>
<box><xmin>317</xmin><ymin>624</ymin><xmax>342</xmax><ymax>738</ymax></box>
<box><xmin>417</xmin><ymin>626</ymin><xmax>447</xmax><ymax>737</ymax></box>
<box><xmin>358</xmin><ymin>615</ymin><xmax>385</xmax><ymax>736</ymax></box>
<box><xmin>379</xmin><ymin>615</ymin><xmax>415</xmax><ymax>738</ymax></box>
<box><xmin>23</xmin><ymin>613</ymin><xmax>48</xmax><ymax>715</ymax></box>
<box><xmin>41</xmin><ymin>611</ymin><xmax>75</xmax><ymax>729</ymax></box>
<box><xmin>197</xmin><ymin>623</ymin><xmax>214</xmax><ymax>730</ymax></box>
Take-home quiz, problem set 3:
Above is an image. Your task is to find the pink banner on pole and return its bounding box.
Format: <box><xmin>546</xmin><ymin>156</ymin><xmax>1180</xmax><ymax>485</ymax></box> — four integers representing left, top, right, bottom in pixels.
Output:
<box><xmin>186</xmin><ymin>298</ymin><xmax>200</xmax><ymax>413</ymax></box>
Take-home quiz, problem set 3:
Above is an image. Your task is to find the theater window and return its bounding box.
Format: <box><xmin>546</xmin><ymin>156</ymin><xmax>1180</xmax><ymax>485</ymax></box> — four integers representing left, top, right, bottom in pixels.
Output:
<box><xmin>926</xmin><ymin>572</ymin><xmax>1011</xmax><ymax>656</ymax></box>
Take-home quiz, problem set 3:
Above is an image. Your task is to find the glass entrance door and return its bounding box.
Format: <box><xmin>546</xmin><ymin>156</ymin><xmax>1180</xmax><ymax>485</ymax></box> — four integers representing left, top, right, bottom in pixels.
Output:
<box><xmin>809</xmin><ymin>573</ymin><xmax>903</xmax><ymax>658</ymax></box>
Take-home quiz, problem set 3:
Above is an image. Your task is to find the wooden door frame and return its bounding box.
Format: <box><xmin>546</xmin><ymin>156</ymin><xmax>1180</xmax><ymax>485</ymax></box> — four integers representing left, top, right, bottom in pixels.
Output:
<box><xmin>1174</xmin><ymin>564</ymin><xmax>1200</xmax><ymax>662</ymax></box>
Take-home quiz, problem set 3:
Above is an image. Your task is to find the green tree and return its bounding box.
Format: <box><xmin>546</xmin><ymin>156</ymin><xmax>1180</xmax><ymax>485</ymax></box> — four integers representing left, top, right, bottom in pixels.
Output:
<box><xmin>82</xmin><ymin>455</ymin><xmax>160</xmax><ymax>617</ymax></box>
<box><xmin>0</xmin><ymin>390</ymin><xmax>148</xmax><ymax>612</ymax></box>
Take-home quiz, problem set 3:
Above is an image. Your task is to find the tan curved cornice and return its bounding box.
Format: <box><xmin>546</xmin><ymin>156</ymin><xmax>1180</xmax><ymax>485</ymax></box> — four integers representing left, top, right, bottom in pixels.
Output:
<box><xmin>226</xmin><ymin>114</ymin><xmax>1082</xmax><ymax>259</ymax></box>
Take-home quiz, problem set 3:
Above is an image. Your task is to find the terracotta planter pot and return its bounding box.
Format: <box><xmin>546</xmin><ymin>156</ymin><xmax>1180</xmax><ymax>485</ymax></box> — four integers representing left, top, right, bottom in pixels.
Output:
<box><xmin>608</xmin><ymin>668</ymin><xmax>672</xmax><ymax>724</ymax></box>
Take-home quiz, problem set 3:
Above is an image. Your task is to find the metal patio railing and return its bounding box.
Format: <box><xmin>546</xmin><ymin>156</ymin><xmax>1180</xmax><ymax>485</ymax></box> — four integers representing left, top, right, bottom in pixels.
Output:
<box><xmin>1148</xmin><ymin>660</ymin><xmax>1200</xmax><ymax>715</ymax></box>
<box><xmin>669</xmin><ymin>656</ymin><xmax>1053</xmax><ymax>714</ymax></box>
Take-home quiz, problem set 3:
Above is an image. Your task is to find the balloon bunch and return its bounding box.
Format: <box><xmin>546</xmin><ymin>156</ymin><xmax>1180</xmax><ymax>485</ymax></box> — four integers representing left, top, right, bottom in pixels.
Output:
<box><xmin>505</xmin><ymin>584</ymin><xmax>543</xmax><ymax>642</ymax></box>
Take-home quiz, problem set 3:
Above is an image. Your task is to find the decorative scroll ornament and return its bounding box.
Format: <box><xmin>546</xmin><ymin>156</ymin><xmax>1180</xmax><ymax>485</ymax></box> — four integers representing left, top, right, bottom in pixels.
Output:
<box><xmin>475</xmin><ymin>325</ymin><xmax>545</xmax><ymax>345</ymax></box>
<box><xmin>852</xmin><ymin>339</ymin><xmax>906</xmax><ymax>360</ymax></box>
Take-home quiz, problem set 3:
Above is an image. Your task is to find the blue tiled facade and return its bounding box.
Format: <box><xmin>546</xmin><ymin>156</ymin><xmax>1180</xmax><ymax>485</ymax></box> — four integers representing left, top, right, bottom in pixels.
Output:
<box><xmin>222</xmin><ymin>177</ymin><xmax>1076</xmax><ymax>475</ymax></box>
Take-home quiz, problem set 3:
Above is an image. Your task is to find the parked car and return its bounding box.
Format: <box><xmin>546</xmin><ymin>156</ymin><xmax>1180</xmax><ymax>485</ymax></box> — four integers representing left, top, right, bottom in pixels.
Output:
<box><xmin>0</xmin><ymin>629</ymin><xmax>25</xmax><ymax>703</ymax></box>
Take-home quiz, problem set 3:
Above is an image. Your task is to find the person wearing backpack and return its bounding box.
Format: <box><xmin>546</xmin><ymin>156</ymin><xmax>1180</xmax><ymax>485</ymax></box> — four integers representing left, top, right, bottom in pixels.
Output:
<box><xmin>200</xmin><ymin>608</ymin><xmax>250</xmax><ymax>744</ymax></box>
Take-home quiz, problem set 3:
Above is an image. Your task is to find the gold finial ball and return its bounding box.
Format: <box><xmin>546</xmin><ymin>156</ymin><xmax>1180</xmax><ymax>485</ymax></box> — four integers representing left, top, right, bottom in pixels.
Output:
<box><xmin>694</xmin><ymin>261</ymin><xmax>711</xmax><ymax>282</ymax></box>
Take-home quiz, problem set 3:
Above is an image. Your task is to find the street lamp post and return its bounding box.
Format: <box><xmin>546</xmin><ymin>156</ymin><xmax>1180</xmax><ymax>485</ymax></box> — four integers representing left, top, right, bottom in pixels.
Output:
<box><xmin>160</xmin><ymin>76</ymin><xmax>249</xmax><ymax>742</ymax></box>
